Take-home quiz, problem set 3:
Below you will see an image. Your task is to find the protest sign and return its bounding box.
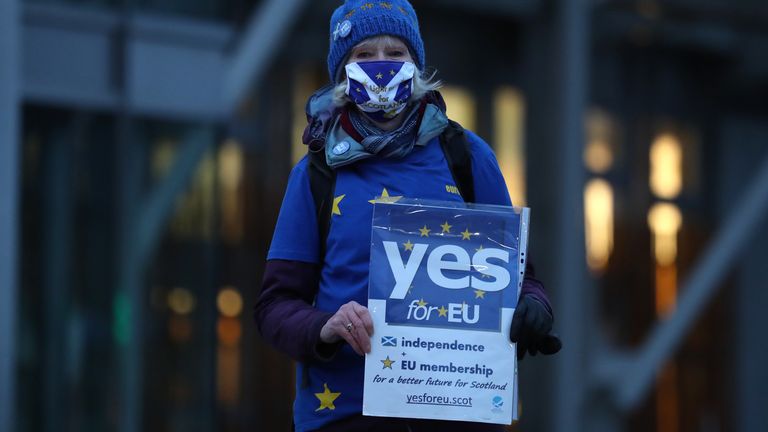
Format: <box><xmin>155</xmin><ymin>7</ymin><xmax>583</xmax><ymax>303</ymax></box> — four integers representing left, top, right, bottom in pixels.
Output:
<box><xmin>363</xmin><ymin>199</ymin><xmax>529</xmax><ymax>424</ymax></box>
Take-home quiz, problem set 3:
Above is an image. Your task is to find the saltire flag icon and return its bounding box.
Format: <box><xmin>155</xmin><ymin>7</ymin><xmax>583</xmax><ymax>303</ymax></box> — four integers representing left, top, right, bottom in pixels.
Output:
<box><xmin>381</xmin><ymin>336</ymin><xmax>397</xmax><ymax>347</ymax></box>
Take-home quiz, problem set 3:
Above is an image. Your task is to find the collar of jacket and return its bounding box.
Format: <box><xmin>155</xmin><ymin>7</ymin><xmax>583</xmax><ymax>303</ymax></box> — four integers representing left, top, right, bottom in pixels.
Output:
<box><xmin>323</xmin><ymin>100</ymin><xmax>449</xmax><ymax>169</ymax></box>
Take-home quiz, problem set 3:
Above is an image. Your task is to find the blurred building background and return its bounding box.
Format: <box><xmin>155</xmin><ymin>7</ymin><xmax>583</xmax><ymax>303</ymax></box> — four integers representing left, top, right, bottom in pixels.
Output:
<box><xmin>1</xmin><ymin>0</ymin><xmax>767</xmax><ymax>431</ymax></box>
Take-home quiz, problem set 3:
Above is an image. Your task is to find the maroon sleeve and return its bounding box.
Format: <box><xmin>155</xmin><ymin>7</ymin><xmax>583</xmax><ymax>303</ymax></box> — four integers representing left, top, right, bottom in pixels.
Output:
<box><xmin>521</xmin><ymin>261</ymin><xmax>554</xmax><ymax>317</ymax></box>
<box><xmin>254</xmin><ymin>259</ymin><xmax>343</xmax><ymax>363</ymax></box>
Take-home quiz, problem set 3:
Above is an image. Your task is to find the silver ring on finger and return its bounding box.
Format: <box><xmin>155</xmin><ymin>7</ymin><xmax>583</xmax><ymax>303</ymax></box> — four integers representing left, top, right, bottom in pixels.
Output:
<box><xmin>346</xmin><ymin>322</ymin><xmax>354</xmax><ymax>332</ymax></box>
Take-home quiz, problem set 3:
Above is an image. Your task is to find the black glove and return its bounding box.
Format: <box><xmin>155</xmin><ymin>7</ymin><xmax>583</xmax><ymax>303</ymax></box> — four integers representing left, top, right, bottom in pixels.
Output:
<box><xmin>510</xmin><ymin>295</ymin><xmax>562</xmax><ymax>360</ymax></box>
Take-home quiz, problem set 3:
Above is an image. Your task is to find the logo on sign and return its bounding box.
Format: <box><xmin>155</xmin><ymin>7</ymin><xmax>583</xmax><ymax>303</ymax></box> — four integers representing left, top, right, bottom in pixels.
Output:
<box><xmin>379</xmin><ymin>239</ymin><xmax>513</xmax><ymax>331</ymax></box>
<box><xmin>381</xmin><ymin>336</ymin><xmax>397</xmax><ymax>347</ymax></box>
<box><xmin>370</xmin><ymin>205</ymin><xmax>521</xmax><ymax>332</ymax></box>
<box><xmin>383</xmin><ymin>242</ymin><xmax>511</xmax><ymax>300</ymax></box>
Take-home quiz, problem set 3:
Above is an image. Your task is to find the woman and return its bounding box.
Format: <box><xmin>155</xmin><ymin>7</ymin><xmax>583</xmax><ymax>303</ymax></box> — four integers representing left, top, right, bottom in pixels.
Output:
<box><xmin>255</xmin><ymin>1</ymin><xmax>559</xmax><ymax>430</ymax></box>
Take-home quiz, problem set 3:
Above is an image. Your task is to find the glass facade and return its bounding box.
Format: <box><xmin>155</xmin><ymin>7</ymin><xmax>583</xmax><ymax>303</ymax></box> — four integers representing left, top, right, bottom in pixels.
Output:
<box><xmin>16</xmin><ymin>108</ymin><xmax>295</xmax><ymax>430</ymax></box>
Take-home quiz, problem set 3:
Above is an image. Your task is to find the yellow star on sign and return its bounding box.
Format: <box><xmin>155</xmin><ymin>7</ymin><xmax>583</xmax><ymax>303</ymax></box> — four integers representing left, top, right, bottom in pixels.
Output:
<box><xmin>417</xmin><ymin>298</ymin><xmax>428</xmax><ymax>307</ymax></box>
<box><xmin>461</xmin><ymin>229</ymin><xmax>472</xmax><ymax>240</ymax></box>
<box><xmin>440</xmin><ymin>221</ymin><xmax>452</xmax><ymax>233</ymax></box>
<box><xmin>381</xmin><ymin>356</ymin><xmax>395</xmax><ymax>369</ymax></box>
<box><xmin>437</xmin><ymin>306</ymin><xmax>448</xmax><ymax>317</ymax></box>
<box><xmin>419</xmin><ymin>225</ymin><xmax>431</xmax><ymax>237</ymax></box>
<box><xmin>403</xmin><ymin>240</ymin><xmax>414</xmax><ymax>251</ymax></box>
<box><xmin>332</xmin><ymin>194</ymin><xmax>345</xmax><ymax>216</ymax></box>
<box><xmin>314</xmin><ymin>383</ymin><xmax>341</xmax><ymax>411</ymax></box>
<box><xmin>376</xmin><ymin>72</ymin><xmax>384</xmax><ymax>80</ymax></box>
<box><xmin>369</xmin><ymin>188</ymin><xmax>402</xmax><ymax>204</ymax></box>
<box><xmin>474</xmin><ymin>289</ymin><xmax>486</xmax><ymax>299</ymax></box>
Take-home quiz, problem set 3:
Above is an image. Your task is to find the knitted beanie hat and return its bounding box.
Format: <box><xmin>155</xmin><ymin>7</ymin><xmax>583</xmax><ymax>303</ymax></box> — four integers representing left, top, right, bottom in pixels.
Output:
<box><xmin>327</xmin><ymin>0</ymin><xmax>425</xmax><ymax>82</ymax></box>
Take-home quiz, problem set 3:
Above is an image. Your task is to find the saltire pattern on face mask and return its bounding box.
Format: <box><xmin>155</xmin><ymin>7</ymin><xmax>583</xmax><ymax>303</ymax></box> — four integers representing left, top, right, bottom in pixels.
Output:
<box><xmin>345</xmin><ymin>61</ymin><xmax>415</xmax><ymax>122</ymax></box>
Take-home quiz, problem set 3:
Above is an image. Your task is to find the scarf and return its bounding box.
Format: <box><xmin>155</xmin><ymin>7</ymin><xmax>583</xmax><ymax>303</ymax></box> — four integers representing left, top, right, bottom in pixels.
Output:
<box><xmin>347</xmin><ymin>102</ymin><xmax>424</xmax><ymax>159</ymax></box>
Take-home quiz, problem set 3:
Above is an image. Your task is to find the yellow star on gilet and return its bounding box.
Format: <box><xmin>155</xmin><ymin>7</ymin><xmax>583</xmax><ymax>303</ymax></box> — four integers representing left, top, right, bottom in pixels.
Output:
<box><xmin>437</xmin><ymin>306</ymin><xmax>448</xmax><ymax>317</ymax></box>
<box><xmin>474</xmin><ymin>289</ymin><xmax>486</xmax><ymax>299</ymax></box>
<box><xmin>461</xmin><ymin>229</ymin><xmax>472</xmax><ymax>240</ymax></box>
<box><xmin>417</xmin><ymin>298</ymin><xmax>428</xmax><ymax>307</ymax></box>
<box><xmin>440</xmin><ymin>221</ymin><xmax>452</xmax><ymax>233</ymax></box>
<box><xmin>403</xmin><ymin>240</ymin><xmax>414</xmax><ymax>251</ymax></box>
<box><xmin>332</xmin><ymin>194</ymin><xmax>345</xmax><ymax>216</ymax></box>
<box><xmin>315</xmin><ymin>383</ymin><xmax>341</xmax><ymax>412</ymax></box>
<box><xmin>369</xmin><ymin>188</ymin><xmax>402</xmax><ymax>204</ymax></box>
<box><xmin>419</xmin><ymin>225</ymin><xmax>431</xmax><ymax>237</ymax></box>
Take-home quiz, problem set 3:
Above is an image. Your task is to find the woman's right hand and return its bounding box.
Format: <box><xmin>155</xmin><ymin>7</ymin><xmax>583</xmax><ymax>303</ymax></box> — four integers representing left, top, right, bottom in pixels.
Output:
<box><xmin>320</xmin><ymin>301</ymin><xmax>374</xmax><ymax>356</ymax></box>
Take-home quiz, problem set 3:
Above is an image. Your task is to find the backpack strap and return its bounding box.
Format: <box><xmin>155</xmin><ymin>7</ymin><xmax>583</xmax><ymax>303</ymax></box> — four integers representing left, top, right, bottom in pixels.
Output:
<box><xmin>439</xmin><ymin>120</ymin><xmax>475</xmax><ymax>203</ymax></box>
<box><xmin>307</xmin><ymin>149</ymin><xmax>335</xmax><ymax>261</ymax></box>
<box><xmin>303</xmin><ymin>149</ymin><xmax>334</xmax><ymax>389</ymax></box>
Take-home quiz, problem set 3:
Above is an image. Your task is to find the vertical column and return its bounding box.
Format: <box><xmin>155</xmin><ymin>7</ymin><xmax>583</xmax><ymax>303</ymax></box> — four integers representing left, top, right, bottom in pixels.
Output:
<box><xmin>518</xmin><ymin>15</ymin><xmax>558</xmax><ymax>431</ymax></box>
<box><xmin>114</xmin><ymin>3</ymin><xmax>143</xmax><ymax>429</ymax></box>
<box><xmin>115</xmin><ymin>117</ymin><xmax>144</xmax><ymax>432</ymax></box>
<box><xmin>550</xmin><ymin>1</ymin><xmax>591</xmax><ymax>431</ymax></box>
<box><xmin>720</xmin><ymin>119</ymin><xmax>768</xmax><ymax>432</ymax></box>
<box><xmin>736</xmin><ymin>211</ymin><xmax>768</xmax><ymax>432</ymax></box>
<box><xmin>0</xmin><ymin>1</ymin><xmax>20</xmax><ymax>431</ymax></box>
<box><xmin>43</xmin><ymin>124</ymin><xmax>75</xmax><ymax>432</ymax></box>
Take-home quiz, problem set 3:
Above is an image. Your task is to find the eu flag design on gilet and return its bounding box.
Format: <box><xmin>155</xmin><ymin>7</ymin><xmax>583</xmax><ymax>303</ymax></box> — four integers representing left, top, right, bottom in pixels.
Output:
<box><xmin>299</xmin><ymin>137</ymin><xmax>463</xmax><ymax>431</ymax></box>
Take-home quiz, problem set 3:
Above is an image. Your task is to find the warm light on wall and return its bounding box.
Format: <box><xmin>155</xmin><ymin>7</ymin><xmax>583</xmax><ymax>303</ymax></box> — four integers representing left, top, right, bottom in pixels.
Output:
<box><xmin>219</xmin><ymin>139</ymin><xmax>243</xmax><ymax>189</ymax></box>
<box><xmin>650</xmin><ymin>133</ymin><xmax>682</xmax><ymax>199</ymax></box>
<box><xmin>152</xmin><ymin>138</ymin><xmax>177</xmax><ymax>180</ymax></box>
<box><xmin>218</xmin><ymin>140</ymin><xmax>244</xmax><ymax>243</ymax></box>
<box><xmin>217</xmin><ymin>287</ymin><xmax>243</xmax><ymax>318</ymax></box>
<box><xmin>583</xmin><ymin>109</ymin><xmax>617</xmax><ymax>272</ymax></box>
<box><xmin>648</xmin><ymin>202</ymin><xmax>682</xmax><ymax>266</ymax></box>
<box><xmin>168</xmin><ymin>315</ymin><xmax>193</xmax><ymax>343</ymax></box>
<box><xmin>584</xmin><ymin>178</ymin><xmax>615</xmax><ymax>271</ymax></box>
<box><xmin>585</xmin><ymin>110</ymin><xmax>616</xmax><ymax>174</ymax></box>
<box><xmin>169</xmin><ymin>151</ymin><xmax>216</xmax><ymax>240</ymax></box>
<box><xmin>585</xmin><ymin>138</ymin><xmax>613</xmax><ymax>174</ymax></box>
<box><xmin>217</xmin><ymin>317</ymin><xmax>242</xmax><ymax>405</ymax></box>
<box><xmin>494</xmin><ymin>87</ymin><xmax>526</xmax><ymax>206</ymax></box>
<box><xmin>167</xmin><ymin>287</ymin><xmax>196</xmax><ymax>315</ymax></box>
<box><xmin>649</xmin><ymin>131</ymin><xmax>685</xmax><ymax>432</ymax></box>
<box><xmin>441</xmin><ymin>85</ymin><xmax>476</xmax><ymax>132</ymax></box>
<box><xmin>655</xmin><ymin>265</ymin><xmax>677</xmax><ymax>317</ymax></box>
<box><xmin>217</xmin><ymin>316</ymin><xmax>242</xmax><ymax>347</ymax></box>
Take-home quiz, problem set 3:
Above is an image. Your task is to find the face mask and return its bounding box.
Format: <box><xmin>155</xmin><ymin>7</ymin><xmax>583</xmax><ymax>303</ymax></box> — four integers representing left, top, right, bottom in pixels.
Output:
<box><xmin>345</xmin><ymin>61</ymin><xmax>416</xmax><ymax>123</ymax></box>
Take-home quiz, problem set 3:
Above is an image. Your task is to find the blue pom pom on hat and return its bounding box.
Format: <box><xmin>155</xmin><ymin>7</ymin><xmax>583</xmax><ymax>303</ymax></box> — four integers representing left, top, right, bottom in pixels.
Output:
<box><xmin>327</xmin><ymin>0</ymin><xmax>425</xmax><ymax>82</ymax></box>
